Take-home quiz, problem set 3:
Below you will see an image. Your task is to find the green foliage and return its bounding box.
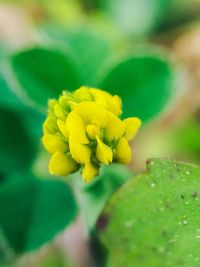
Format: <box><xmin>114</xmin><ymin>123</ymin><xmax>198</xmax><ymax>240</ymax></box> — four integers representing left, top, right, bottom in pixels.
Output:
<box><xmin>0</xmin><ymin>107</ymin><xmax>36</xmax><ymax>175</ymax></box>
<box><xmin>98</xmin><ymin>53</ymin><xmax>174</xmax><ymax>121</ymax></box>
<box><xmin>173</xmin><ymin>118</ymin><xmax>200</xmax><ymax>155</ymax></box>
<box><xmin>42</xmin><ymin>29</ymin><xmax>113</xmax><ymax>85</ymax></box>
<box><xmin>0</xmin><ymin>172</ymin><xmax>77</xmax><ymax>254</ymax></box>
<box><xmin>62</xmin><ymin>31</ymin><xmax>112</xmax><ymax>85</ymax></box>
<box><xmin>3</xmin><ymin>31</ymin><xmax>174</xmax><ymax>123</ymax></box>
<box><xmin>6</xmin><ymin>47</ymin><xmax>81</xmax><ymax>109</ymax></box>
<box><xmin>0</xmin><ymin>28</ymin><xmax>175</xmax><ymax>259</ymax></box>
<box><xmin>78</xmin><ymin>164</ymin><xmax>132</xmax><ymax>233</ymax></box>
<box><xmin>97</xmin><ymin>159</ymin><xmax>200</xmax><ymax>267</ymax></box>
<box><xmin>0</xmin><ymin>73</ymin><xmax>22</xmax><ymax>109</ymax></box>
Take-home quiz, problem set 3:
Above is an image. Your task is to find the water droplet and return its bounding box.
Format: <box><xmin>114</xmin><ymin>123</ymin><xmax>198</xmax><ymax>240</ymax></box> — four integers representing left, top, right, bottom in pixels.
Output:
<box><xmin>168</xmin><ymin>237</ymin><xmax>177</xmax><ymax>243</ymax></box>
<box><xmin>125</xmin><ymin>220</ymin><xmax>134</xmax><ymax>228</ymax></box>
<box><xmin>183</xmin><ymin>220</ymin><xmax>188</xmax><ymax>225</ymax></box>
<box><xmin>151</xmin><ymin>183</ymin><xmax>156</xmax><ymax>188</ymax></box>
<box><xmin>186</xmin><ymin>171</ymin><xmax>191</xmax><ymax>175</ymax></box>
<box><xmin>185</xmin><ymin>201</ymin><xmax>189</xmax><ymax>205</ymax></box>
<box><xmin>158</xmin><ymin>247</ymin><xmax>165</xmax><ymax>252</ymax></box>
<box><xmin>196</xmin><ymin>235</ymin><xmax>200</xmax><ymax>239</ymax></box>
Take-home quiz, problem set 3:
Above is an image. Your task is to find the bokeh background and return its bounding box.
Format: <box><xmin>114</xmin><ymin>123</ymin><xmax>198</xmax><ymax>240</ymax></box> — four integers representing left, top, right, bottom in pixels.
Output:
<box><xmin>0</xmin><ymin>0</ymin><xmax>200</xmax><ymax>267</ymax></box>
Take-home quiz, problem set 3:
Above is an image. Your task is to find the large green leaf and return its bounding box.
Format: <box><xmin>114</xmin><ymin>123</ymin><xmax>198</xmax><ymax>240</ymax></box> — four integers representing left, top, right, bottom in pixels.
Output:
<box><xmin>61</xmin><ymin>31</ymin><xmax>112</xmax><ymax>85</ymax></box>
<box><xmin>0</xmin><ymin>107</ymin><xmax>36</xmax><ymax>175</ymax></box>
<box><xmin>97</xmin><ymin>159</ymin><xmax>200</xmax><ymax>267</ymax></box>
<box><xmin>98</xmin><ymin>53</ymin><xmax>174</xmax><ymax>122</ymax></box>
<box><xmin>4</xmin><ymin>47</ymin><xmax>81</xmax><ymax>109</ymax></box>
<box><xmin>0</xmin><ymin>70</ymin><xmax>45</xmax><ymax>144</ymax></box>
<box><xmin>0</xmin><ymin>73</ymin><xmax>22</xmax><ymax>108</ymax></box>
<box><xmin>41</xmin><ymin>28</ymin><xmax>113</xmax><ymax>85</ymax></box>
<box><xmin>0</xmin><ymin>172</ymin><xmax>77</xmax><ymax>254</ymax></box>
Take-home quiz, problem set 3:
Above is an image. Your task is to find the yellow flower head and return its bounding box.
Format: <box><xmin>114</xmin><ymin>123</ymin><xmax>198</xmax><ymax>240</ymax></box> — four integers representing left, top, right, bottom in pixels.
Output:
<box><xmin>42</xmin><ymin>87</ymin><xmax>141</xmax><ymax>182</ymax></box>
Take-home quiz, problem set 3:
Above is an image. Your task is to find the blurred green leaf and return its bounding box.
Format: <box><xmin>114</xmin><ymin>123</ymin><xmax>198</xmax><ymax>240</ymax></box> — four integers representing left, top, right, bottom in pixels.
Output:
<box><xmin>5</xmin><ymin>47</ymin><xmax>81</xmax><ymax>109</ymax></box>
<box><xmin>173</xmin><ymin>118</ymin><xmax>200</xmax><ymax>155</ymax></box>
<box><xmin>61</xmin><ymin>30</ymin><xmax>112</xmax><ymax>85</ymax></box>
<box><xmin>98</xmin><ymin>53</ymin><xmax>174</xmax><ymax>122</ymax></box>
<box><xmin>41</xmin><ymin>28</ymin><xmax>113</xmax><ymax>85</ymax></box>
<box><xmin>0</xmin><ymin>73</ymin><xmax>21</xmax><ymax>109</ymax></box>
<box><xmin>0</xmin><ymin>70</ymin><xmax>44</xmax><ymax>144</ymax></box>
<box><xmin>0</xmin><ymin>172</ymin><xmax>77</xmax><ymax>254</ymax></box>
<box><xmin>0</xmin><ymin>107</ymin><xmax>36</xmax><ymax>175</ymax></box>
<box><xmin>0</xmin><ymin>173</ymin><xmax>35</xmax><ymax>254</ymax></box>
<box><xmin>156</xmin><ymin>0</ymin><xmax>200</xmax><ymax>33</ymax></box>
<box><xmin>78</xmin><ymin>164</ymin><xmax>132</xmax><ymax>233</ymax></box>
<box><xmin>97</xmin><ymin>159</ymin><xmax>200</xmax><ymax>267</ymax></box>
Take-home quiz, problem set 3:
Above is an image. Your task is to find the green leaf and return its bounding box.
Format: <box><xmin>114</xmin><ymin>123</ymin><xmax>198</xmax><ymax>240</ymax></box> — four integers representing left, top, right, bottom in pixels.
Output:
<box><xmin>0</xmin><ymin>172</ymin><xmax>77</xmax><ymax>254</ymax></box>
<box><xmin>61</xmin><ymin>31</ymin><xmax>112</xmax><ymax>85</ymax></box>
<box><xmin>0</xmin><ymin>73</ymin><xmax>22</xmax><ymax>108</ymax></box>
<box><xmin>156</xmin><ymin>0</ymin><xmax>200</xmax><ymax>33</ymax></box>
<box><xmin>4</xmin><ymin>47</ymin><xmax>81</xmax><ymax>109</ymax></box>
<box><xmin>0</xmin><ymin>107</ymin><xmax>36</xmax><ymax>175</ymax></box>
<box><xmin>78</xmin><ymin>164</ymin><xmax>132</xmax><ymax>233</ymax></box>
<box><xmin>96</xmin><ymin>159</ymin><xmax>200</xmax><ymax>267</ymax></box>
<box><xmin>0</xmin><ymin>174</ymin><xmax>35</xmax><ymax>253</ymax></box>
<box><xmin>98</xmin><ymin>53</ymin><xmax>174</xmax><ymax>122</ymax></box>
<box><xmin>41</xmin><ymin>28</ymin><xmax>113</xmax><ymax>85</ymax></box>
<box><xmin>0</xmin><ymin>70</ymin><xmax>45</xmax><ymax>144</ymax></box>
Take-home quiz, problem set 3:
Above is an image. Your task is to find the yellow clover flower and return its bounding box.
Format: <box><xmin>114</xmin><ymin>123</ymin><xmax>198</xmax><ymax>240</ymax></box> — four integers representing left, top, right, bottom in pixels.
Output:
<box><xmin>42</xmin><ymin>87</ymin><xmax>141</xmax><ymax>182</ymax></box>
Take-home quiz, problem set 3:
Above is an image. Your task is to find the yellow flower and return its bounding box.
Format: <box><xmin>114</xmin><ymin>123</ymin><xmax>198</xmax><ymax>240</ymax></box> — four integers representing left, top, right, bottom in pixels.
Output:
<box><xmin>42</xmin><ymin>86</ymin><xmax>141</xmax><ymax>182</ymax></box>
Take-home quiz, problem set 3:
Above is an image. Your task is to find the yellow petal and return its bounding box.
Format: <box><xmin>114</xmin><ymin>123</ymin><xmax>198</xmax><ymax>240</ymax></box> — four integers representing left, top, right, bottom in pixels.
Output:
<box><xmin>66</xmin><ymin>111</ymin><xmax>89</xmax><ymax>144</ymax></box>
<box><xmin>96</xmin><ymin>136</ymin><xmax>113</xmax><ymax>165</ymax></box>
<box><xmin>73</xmin><ymin>102</ymin><xmax>108</xmax><ymax>127</ymax></box>
<box><xmin>43</xmin><ymin>117</ymin><xmax>58</xmax><ymax>134</ymax></box>
<box><xmin>112</xmin><ymin>95</ymin><xmax>122</xmax><ymax>115</ymax></box>
<box><xmin>67</xmin><ymin>100</ymin><xmax>77</xmax><ymax>110</ymax></box>
<box><xmin>57</xmin><ymin>119</ymin><xmax>69</xmax><ymax>139</ymax></box>
<box><xmin>82</xmin><ymin>163</ymin><xmax>99</xmax><ymax>183</ymax></box>
<box><xmin>73</xmin><ymin>86</ymin><xmax>93</xmax><ymax>102</ymax></box>
<box><xmin>54</xmin><ymin>104</ymin><xmax>66</xmax><ymax>120</ymax></box>
<box><xmin>90</xmin><ymin>88</ymin><xmax>122</xmax><ymax>116</ymax></box>
<box><xmin>86</xmin><ymin>124</ymin><xmax>101</xmax><ymax>139</ymax></box>
<box><xmin>123</xmin><ymin>117</ymin><xmax>141</xmax><ymax>141</ymax></box>
<box><xmin>91</xmin><ymin>90</ymin><xmax>108</xmax><ymax>109</ymax></box>
<box><xmin>103</xmin><ymin>112</ymin><xmax>125</xmax><ymax>141</ymax></box>
<box><xmin>42</xmin><ymin>134</ymin><xmax>68</xmax><ymax>154</ymax></box>
<box><xmin>114</xmin><ymin>137</ymin><xmax>131</xmax><ymax>164</ymax></box>
<box><xmin>69</xmin><ymin>135</ymin><xmax>91</xmax><ymax>164</ymax></box>
<box><xmin>49</xmin><ymin>151</ymin><xmax>79</xmax><ymax>176</ymax></box>
<box><xmin>59</xmin><ymin>95</ymin><xmax>71</xmax><ymax>109</ymax></box>
<box><xmin>48</xmin><ymin>99</ymin><xmax>57</xmax><ymax>110</ymax></box>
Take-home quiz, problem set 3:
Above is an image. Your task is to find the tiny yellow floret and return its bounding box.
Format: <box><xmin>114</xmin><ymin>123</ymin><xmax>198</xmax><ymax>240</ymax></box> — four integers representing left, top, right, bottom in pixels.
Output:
<box><xmin>96</xmin><ymin>136</ymin><xmax>113</xmax><ymax>165</ymax></box>
<box><xmin>42</xmin><ymin>86</ymin><xmax>141</xmax><ymax>182</ymax></box>
<box><xmin>49</xmin><ymin>151</ymin><xmax>78</xmax><ymax>176</ymax></box>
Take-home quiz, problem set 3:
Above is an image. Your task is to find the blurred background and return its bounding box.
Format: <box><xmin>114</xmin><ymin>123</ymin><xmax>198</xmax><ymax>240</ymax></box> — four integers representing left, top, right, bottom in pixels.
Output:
<box><xmin>0</xmin><ymin>0</ymin><xmax>200</xmax><ymax>267</ymax></box>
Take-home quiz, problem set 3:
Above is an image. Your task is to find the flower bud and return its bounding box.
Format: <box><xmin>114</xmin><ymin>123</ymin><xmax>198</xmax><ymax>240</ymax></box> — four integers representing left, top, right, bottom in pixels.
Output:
<box><xmin>42</xmin><ymin>87</ymin><xmax>141</xmax><ymax>182</ymax></box>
